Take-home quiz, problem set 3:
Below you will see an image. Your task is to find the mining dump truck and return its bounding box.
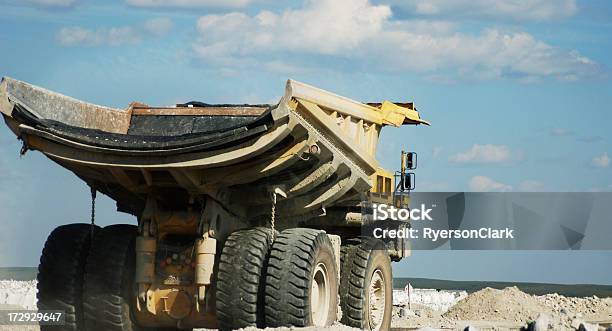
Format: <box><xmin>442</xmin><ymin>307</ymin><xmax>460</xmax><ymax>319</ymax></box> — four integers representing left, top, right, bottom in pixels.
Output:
<box><xmin>0</xmin><ymin>77</ymin><xmax>428</xmax><ymax>331</ymax></box>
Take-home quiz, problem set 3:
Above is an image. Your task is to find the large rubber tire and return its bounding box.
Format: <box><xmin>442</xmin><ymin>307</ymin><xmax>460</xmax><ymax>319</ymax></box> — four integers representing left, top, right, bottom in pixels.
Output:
<box><xmin>339</xmin><ymin>238</ymin><xmax>393</xmax><ymax>331</ymax></box>
<box><xmin>37</xmin><ymin>223</ymin><xmax>98</xmax><ymax>331</ymax></box>
<box><xmin>265</xmin><ymin>228</ymin><xmax>338</xmax><ymax>327</ymax></box>
<box><xmin>83</xmin><ymin>224</ymin><xmax>142</xmax><ymax>331</ymax></box>
<box><xmin>216</xmin><ymin>227</ymin><xmax>274</xmax><ymax>329</ymax></box>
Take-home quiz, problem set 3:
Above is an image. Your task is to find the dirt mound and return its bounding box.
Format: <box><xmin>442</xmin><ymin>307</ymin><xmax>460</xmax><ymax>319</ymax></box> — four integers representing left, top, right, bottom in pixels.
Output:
<box><xmin>444</xmin><ymin>286</ymin><xmax>552</xmax><ymax>323</ymax></box>
<box><xmin>441</xmin><ymin>286</ymin><xmax>612</xmax><ymax>330</ymax></box>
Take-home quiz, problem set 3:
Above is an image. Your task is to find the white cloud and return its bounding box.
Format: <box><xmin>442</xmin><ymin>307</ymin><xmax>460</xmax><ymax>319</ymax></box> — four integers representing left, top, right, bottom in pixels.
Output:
<box><xmin>57</xmin><ymin>26</ymin><xmax>140</xmax><ymax>46</ymax></box>
<box><xmin>194</xmin><ymin>1</ymin><xmax>391</xmax><ymax>57</ymax></box>
<box><xmin>399</xmin><ymin>0</ymin><xmax>577</xmax><ymax>22</ymax></box>
<box><xmin>57</xmin><ymin>19</ymin><xmax>173</xmax><ymax>47</ymax></box>
<box><xmin>143</xmin><ymin>18</ymin><xmax>174</xmax><ymax>36</ymax></box>
<box><xmin>518</xmin><ymin>180</ymin><xmax>546</xmax><ymax>192</ymax></box>
<box><xmin>591</xmin><ymin>152</ymin><xmax>610</xmax><ymax>168</ymax></box>
<box><xmin>469</xmin><ymin>176</ymin><xmax>512</xmax><ymax>192</ymax></box>
<box><xmin>450</xmin><ymin>144</ymin><xmax>514</xmax><ymax>164</ymax></box>
<box><xmin>126</xmin><ymin>0</ymin><xmax>257</xmax><ymax>8</ymax></box>
<box><xmin>22</xmin><ymin>0</ymin><xmax>77</xmax><ymax>7</ymax></box>
<box><xmin>191</xmin><ymin>0</ymin><xmax>601</xmax><ymax>81</ymax></box>
<box><xmin>376</xmin><ymin>28</ymin><xmax>600</xmax><ymax>81</ymax></box>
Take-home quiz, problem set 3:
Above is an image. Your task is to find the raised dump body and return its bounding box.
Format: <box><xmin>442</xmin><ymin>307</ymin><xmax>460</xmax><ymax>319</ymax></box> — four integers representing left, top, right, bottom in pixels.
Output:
<box><xmin>0</xmin><ymin>77</ymin><xmax>428</xmax><ymax>330</ymax></box>
<box><xmin>0</xmin><ymin>77</ymin><xmax>427</xmax><ymax>223</ymax></box>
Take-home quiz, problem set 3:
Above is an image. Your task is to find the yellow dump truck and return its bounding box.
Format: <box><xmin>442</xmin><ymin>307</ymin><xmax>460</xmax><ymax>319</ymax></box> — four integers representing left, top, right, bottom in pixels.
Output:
<box><xmin>0</xmin><ymin>77</ymin><xmax>428</xmax><ymax>331</ymax></box>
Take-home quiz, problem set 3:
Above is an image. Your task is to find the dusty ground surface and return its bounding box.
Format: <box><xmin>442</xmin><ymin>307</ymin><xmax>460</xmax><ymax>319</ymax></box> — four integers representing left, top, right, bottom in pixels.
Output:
<box><xmin>2</xmin><ymin>281</ymin><xmax>612</xmax><ymax>330</ymax></box>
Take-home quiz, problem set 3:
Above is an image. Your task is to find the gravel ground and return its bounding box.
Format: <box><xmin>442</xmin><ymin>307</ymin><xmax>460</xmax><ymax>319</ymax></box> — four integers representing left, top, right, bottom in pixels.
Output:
<box><xmin>2</xmin><ymin>281</ymin><xmax>612</xmax><ymax>330</ymax></box>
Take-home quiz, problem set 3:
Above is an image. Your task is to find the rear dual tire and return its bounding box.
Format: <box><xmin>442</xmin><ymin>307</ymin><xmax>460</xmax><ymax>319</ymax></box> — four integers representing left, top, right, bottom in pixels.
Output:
<box><xmin>264</xmin><ymin>228</ymin><xmax>338</xmax><ymax>327</ymax></box>
<box><xmin>216</xmin><ymin>227</ymin><xmax>339</xmax><ymax>329</ymax></box>
<box><xmin>37</xmin><ymin>223</ymin><xmax>98</xmax><ymax>331</ymax></box>
<box><xmin>82</xmin><ymin>224</ymin><xmax>140</xmax><ymax>331</ymax></box>
<box><xmin>83</xmin><ymin>224</ymin><xmax>185</xmax><ymax>331</ymax></box>
<box><xmin>38</xmin><ymin>223</ymin><xmax>182</xmax><ymax>331</ymax></box>
<box><xmin>216</xmin><ymin>227</ymin><xmax>275</xmax><ymax>330</ymax></box>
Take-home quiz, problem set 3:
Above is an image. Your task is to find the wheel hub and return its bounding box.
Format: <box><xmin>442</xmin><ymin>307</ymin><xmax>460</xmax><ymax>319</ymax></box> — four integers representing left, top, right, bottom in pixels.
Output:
<box><xmin>311</xmin><ymin>262</ymin><xmax>331</xmax><ymax>326</ymax></box>
<box><xmin>368</xmin><ymin>269</ymin><xmax>386</xmax><ymax>331</ymax></box>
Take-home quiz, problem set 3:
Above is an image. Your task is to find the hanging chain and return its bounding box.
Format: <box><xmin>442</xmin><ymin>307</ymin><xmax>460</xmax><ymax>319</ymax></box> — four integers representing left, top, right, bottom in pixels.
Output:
<box><xmin>19</xmin><ymin>140</ymin><xmax>28</xmax><ymax>157</ymax></box>
<box><xmin>270</xmin><ymin>192</ymin><xmax>277</xmax><ymax>241</ymax></box>
<box><xmin>198</xmin><ymin>199</ymin><xmax>207</xmax><ymax>236</ymax></box>
<box><xmin>90</xmin><ymin>187</ymin><xmax>97</xmax><ymax>238</ymax></box>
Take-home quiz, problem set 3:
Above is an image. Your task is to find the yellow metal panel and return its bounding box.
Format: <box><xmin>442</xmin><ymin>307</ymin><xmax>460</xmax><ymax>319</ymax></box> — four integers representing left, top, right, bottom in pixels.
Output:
<box><xmin>296</xmin><ymin>99</ymin><xmax>379</xmax><ymax>174</ymax></box>
<box><xmin>380</xmin><ymin>100</ymin><xmax>430</xmax><ymax>126</ymax></box>
<box><xmin>370</xmin><ymin>167</ymin><xmax>394</xmax><ymax>193</ymax></box>
<box><xmin>287</xmin><ymin>80</ymin><xmax>430</xmax><ymax>127</ymax></box>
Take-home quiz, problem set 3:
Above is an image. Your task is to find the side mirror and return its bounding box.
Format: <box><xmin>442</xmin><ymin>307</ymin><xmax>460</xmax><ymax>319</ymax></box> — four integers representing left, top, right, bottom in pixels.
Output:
<box><xmin>405</xmin><ymin>152</ymin><xmax>417</xmax><ymax>170</ymax></box>
<box><xmin>402</xmin><ymin>173</ymin><xmax>415</xmax><ymax>191</ymax></box>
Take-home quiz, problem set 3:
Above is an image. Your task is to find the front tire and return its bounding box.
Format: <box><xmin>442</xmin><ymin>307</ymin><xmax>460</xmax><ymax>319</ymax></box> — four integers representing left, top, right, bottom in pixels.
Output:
<box><xmin>340</xmin><ymin>238</ymin><xmax>393</xmax><ymax>331</ymax></box>
<box><xmin>265</xmin><ymin>228</ymin><xmax>338</xmax><ymax>327</ymax></box>
<box><xmin>37</xmin><ymin>223</ymin><xmax>98</xmax><ymax>331</ymax></box>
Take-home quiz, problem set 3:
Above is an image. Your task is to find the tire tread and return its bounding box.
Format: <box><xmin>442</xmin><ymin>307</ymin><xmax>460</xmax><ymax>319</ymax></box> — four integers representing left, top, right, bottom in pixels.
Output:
<box><xmin>264</xmin><ymin>228</ymin><xmax>337</xmax><ymax>327</ymax></box>
<box><xmin>216</xmin><ymin>227</ymin><xmax>274</xmax><ymax>329</ymax></box>
<box><xmin>339</xmin><ymin>237</ymin><xmax>391</xmax><ymax>330</ymax></box>
<box><xmin>37</xmin><ymin>223</ymin><xmax>97</xmax><ymax>331</ymax></box>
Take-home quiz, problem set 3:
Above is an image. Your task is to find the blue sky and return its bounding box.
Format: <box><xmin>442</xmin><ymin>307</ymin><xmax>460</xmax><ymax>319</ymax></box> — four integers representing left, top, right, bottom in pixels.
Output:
<box><xmin>0</xmin><ymin>0</ymin><xmax>611</xmax><ymax>284</ymax></box>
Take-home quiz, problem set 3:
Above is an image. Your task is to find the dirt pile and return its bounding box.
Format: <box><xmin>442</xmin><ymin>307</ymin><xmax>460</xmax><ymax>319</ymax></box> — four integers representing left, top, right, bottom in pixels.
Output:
<box><xmin>441</xmin><ymin>286</ymin><xmax>612</xmax><ymax>330</ymax></box>
<box><xmin>444</xmin><ymin>286</ymin><xmax>551</xmax><ymax>323</ymax></box>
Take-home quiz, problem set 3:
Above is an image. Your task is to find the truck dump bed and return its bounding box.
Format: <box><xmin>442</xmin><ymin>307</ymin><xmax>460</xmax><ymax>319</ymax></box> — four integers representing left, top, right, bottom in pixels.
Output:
<box><xmin>0</xmin><ymin>77</ymin><xmax>428</xmax><ymax>222</ymax></box>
